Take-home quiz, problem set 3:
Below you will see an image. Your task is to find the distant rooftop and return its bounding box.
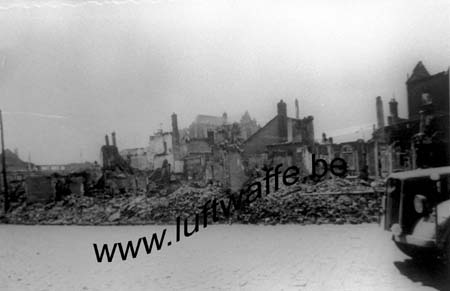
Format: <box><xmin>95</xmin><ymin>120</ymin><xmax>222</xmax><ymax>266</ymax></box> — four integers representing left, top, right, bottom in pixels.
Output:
<box><xmin>407</xmin><ymin>61</ymin><xmax>431</xmax><ymax>83</ymax></box>
<box><xmin>195</xmin><ymin>114</ymin><xmax>226</xmax><ymax>126</ymax></box>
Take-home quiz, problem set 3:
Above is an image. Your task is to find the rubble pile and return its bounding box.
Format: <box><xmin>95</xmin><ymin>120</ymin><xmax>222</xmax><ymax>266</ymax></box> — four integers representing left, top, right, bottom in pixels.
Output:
<box><xmin>302</xmin><ymin>177</ymin><xmax>372</xmax><ymax>193</ymax></box>
<box><xmin>251</xmin><ymin>175</ymin><xmax>373</xmax><ymax>196</ymax></box>
<box><xmin>4</xmin><ymin>177</ymin><xmax>382</xmax><ymax>225</ymax></box>
<box><xmin>242</xmin><ymin>191</ymin><xmax>381</xmax><ymax>225</ymax></box>
<box><xmin>238</xmin><ymin>177</ymin><xmax>381</xmax><ymax>224</ymax></box>
<box><xmin>4</xmin><ymin>184</ymin><xmax>227</xmax><ymax>225</ymax></box>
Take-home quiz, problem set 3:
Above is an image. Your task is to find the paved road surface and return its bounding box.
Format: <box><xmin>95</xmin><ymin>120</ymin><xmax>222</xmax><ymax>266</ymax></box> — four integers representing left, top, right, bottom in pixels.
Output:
<box><xmin>0</xmin><ymin>224</ymin><xmax>448</xmax><ymax>290</ymax></box>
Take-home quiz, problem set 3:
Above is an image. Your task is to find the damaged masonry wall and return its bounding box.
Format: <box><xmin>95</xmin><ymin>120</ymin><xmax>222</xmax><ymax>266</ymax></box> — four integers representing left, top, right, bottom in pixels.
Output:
<box><xmin>242</xmin><ymin>99</ymin><xmax>315</xmax><ymax>172</ymax></box>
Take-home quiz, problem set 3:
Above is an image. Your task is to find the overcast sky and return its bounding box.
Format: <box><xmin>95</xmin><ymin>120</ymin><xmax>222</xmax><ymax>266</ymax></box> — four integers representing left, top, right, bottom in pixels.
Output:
<box><xmin>1</xmin><ymin>0</ymin><xmax>450</xmax><ymax>164</ymax></box>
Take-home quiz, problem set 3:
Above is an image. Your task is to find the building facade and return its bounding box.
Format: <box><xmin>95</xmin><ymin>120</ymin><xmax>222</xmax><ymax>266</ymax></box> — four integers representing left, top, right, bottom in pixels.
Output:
<box><xmin>119</xmin><ymin>148</ymin><xmax>150</xmax><ymax>171</ymax></box>
<box><xmin>189</xmin><ymin>113</ymin><xmax>228</xmax><ymax>139</ymax></box>
<box><xmin>148</xmin><ymin>130</ymin><xmax>174</xmax><ymax>171</ymax></box>
<box><xmin>369</xmin><ymin>61</ymin><xmax>450</xmax><ymax>177</ymax></box>
<box><xmin>239</xmin><ymin>111</ymin><xmax>260</xmax><ymax>141</ymax></box>
<box><xmin>242</xmin><ymin>99</ymin><xmax>315</xmax><ymax>171</ymax></box>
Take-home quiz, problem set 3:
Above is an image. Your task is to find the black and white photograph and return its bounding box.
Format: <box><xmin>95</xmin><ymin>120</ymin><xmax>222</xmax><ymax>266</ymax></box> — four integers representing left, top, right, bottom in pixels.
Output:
<box><xmin>1</xmin><ymin>0</ymin><xmax>450</xmax><ymax>290</ymax></box>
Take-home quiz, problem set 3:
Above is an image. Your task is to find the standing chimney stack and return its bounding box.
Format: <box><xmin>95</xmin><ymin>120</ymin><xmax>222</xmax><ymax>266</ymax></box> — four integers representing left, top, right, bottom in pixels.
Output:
<box><xmin>277</xmin><ymin>99</ymin><xmax>287</xmax><ymax>117</ymax></box>
<box><xmin>376</xmin><ymin>96</ymin><xmax>385</xmax><ymax>129</ymax></box>
<box><xmin>112</xmin><ymin>132</ymin><xmax>116</xmax><ymax>147</ymax></box>
<box><xmin>277</xmin><ymin>99</ymin><xmax>288</xmax><ymax>140</ymax></box>
<box><xmin>171</xmin><ymin>112</ymin><xmax>180</xmax><ymax>145</ymax></box>
<box><xmin>295</xmin><ymin>98</ymin><xmax>299</xmax><ymax>119</ymax></box>
<box><xmin>389</xmin><ymin>98</ymin><xmax>399</xmax><ymax>124</ymax></box>
<box><xmin>105</xmin><ymin>135</ymin><xmax>110</xmax><ymax>146</ymax></box>
<box><xmin>222</xmin><ymin>112</ymin><xmax>228</xmax><ymax>124</ymax></box>
<box><xmin>322</xmin><ymin>132</ymin><xmax>327</xmax><ymax>143</ymax></box>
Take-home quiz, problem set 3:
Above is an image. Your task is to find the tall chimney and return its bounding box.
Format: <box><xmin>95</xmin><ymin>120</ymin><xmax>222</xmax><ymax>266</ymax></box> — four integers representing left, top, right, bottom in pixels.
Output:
<box><xmin>112</xmin><ymin>132</ymin><xmax>116</xmax><ymax>147</ymax></box>
<box><xmin>105</xmin><ymin>135</ymin><xmax>110</xmax><ymax>146</ymax></box>
<box><xmin>376</xmin><ymin>96</ymin><xmax>385</xmax><ymax>129</ymax></box>
<box><xmin>222</xmin><ymin>112</ymin><xmax>228</xmax><ymax>124</ymax></box>
<box><xmin>277</xmin><ymin>99</ymin><xmax>288</xmax><ymax>140</ymax></box>
<box><xmin>295</xmin><ymin>98</ymin><xmax>299</xmax><ymax>119</ymax></box>
<box><xmin>171</xmin><ymin>113</ymin><xmax>180</xmax><ymax>145</ymax></box>
<box><xmin>389</xmin><ymin>98</ymin><xmax>398</xmax><ymax>124</ymax></box>
<box><xmin>277</xmin><ymin>99</ymin><xmax>287</xmax><ymax>116</ymax></box>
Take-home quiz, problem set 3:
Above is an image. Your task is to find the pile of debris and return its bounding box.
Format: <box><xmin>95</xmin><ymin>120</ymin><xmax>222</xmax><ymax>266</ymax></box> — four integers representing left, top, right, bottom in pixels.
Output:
<box><xmin>236</xmin><ymin>176</ymin><xmax>381</xmax><ymax>224</ymax></box>
<box><xmin>4</xmin><ymin>176</ymin><xmax>383</xmax><ymax>225</ymax></box>
<box><xmin>248</xmin><ymin>175</ymin><xmax>373</xmax><ymax>198</ymax></box>
<box><xmin>241</xmin><ymin>191</ymin><xmax>381</xmax><ymax>225</ymax></box>
<box><xmin>302</xmin><ymin>177</ymin><xmax>372</xmax><ymax>193</ymax></box>
<box><xmin>4</xmin><ymin>183</ymin><xmax>227</xmax><ymax>225</ymax></box>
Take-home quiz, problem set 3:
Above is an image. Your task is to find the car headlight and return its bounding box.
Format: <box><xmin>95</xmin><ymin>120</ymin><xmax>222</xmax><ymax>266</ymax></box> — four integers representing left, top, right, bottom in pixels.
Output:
<box><xmin>437</xmin><ymin>200</ymin><xmax>450</xmax><ymax>224</ymax></box>
<box><xmin>391</xmin><ymin>223</ymin><xmax>402</xmax><ymax>236</ymax></box>
<box><xmin>414</xmin><ymin>195</ymin><xmax>427</xmax><ymax>214</ymax></box>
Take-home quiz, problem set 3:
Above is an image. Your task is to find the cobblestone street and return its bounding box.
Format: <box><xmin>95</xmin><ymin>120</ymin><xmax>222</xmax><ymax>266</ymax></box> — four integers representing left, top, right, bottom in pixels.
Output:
<box><xmin>0</xmin><ymin>224</ymin><xmax>448</xmax><ymax>291</ymax></box>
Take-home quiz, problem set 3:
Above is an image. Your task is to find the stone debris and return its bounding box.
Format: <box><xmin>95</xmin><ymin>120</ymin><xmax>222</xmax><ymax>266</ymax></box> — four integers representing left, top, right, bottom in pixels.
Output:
<box><xmin>3</xmin><ymin>177</ymin><xmax>383</xmax><ymax>225</ymax></box>
<box><xmin>242</xmin><ymin>190</ymin><xmax>381</xmax><ymax>225</ymax></box>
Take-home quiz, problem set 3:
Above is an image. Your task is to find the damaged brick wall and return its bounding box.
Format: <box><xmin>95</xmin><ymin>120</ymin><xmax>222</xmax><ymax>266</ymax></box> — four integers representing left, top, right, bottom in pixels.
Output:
<box><xmin>25</xmin><ymin>176</ymin><xmax>55</xmax><ymax>203</ymax></box>
<box><xmin>101</xmin><ymin>133</ymin><xmax>133</xmax><ymax>173</ymax></box>
<box><xmin>226</xmin><ymin>151</ymin><xmax>247</xmax><ymax>191</ymax></box>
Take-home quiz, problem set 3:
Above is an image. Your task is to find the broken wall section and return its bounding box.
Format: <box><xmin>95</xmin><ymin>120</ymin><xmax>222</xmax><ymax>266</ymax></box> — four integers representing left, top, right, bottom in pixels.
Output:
<box><xmin>101</xmin><ymin>132</ymin><xmax>133</xmax><ymax>173</ymax></box>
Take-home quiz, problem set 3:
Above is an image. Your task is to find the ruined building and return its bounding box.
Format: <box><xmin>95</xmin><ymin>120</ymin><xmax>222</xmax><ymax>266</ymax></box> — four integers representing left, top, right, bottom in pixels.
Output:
<box><xmin>119</xmin><ymin>113</ymin><xmax>184</xmax><ymax>173</ymax></box>
<box><xmin>369</xmin><ymin>61</ymin><xmax>450</xmax><ymax>177</ymax></box>
<box><xmin>120</xmin><ymin>148</ymin><xmax>149</xmax><ymax>171</ymax></box>
<box><xmin>101</xmin><ymin>132</ymin><xmax>132</xmax><ymax>173</ymax></box>
<box><xmin>188</xmin><ymin>113</ymin><xmax>228</xmax><ymax>139</ymax></box>
<box><xmin>315</xmin><ymin>135</ymin><xmax>368</xmax><ymax>177</ymax></box>
<box><xmin>148</xmin><ymin>130</ymin><xmax>174</xmax><ymax>171</ymax></box>
<box><xmin>239</xmin><ymin>111</ymin><xmax>260</xmax><ymax>140</ymax></box>
<box><xmin>174</xmin><ymin>112</ymin><xmax>247</xmax><ymax>191</ymax></box>
<box><xmin>242</xmin><ymin>99</ymin><xmax>315</xmax><ymax>170</ymax></box>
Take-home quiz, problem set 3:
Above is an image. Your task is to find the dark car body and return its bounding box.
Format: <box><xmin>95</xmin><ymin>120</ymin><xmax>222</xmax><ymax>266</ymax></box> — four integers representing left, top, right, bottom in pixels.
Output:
<box><xmin>383</xmin><ymin>167</ymin><xmax>450</xmax><ymax>258</ymax></box>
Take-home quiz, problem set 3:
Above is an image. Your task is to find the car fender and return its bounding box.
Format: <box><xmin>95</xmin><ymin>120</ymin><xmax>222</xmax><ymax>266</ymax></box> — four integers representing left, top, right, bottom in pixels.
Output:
<box><xmin>437</xmin><ymin>200</ymin><xmax>450</xmax><ymax>249</ymax></box>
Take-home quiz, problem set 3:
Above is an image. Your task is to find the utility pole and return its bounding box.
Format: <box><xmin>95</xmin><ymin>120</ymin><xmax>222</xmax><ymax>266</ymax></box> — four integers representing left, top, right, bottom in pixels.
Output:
<box><xmin>0</xmin><ymin>110</ymin><xmax>9</xmax><ymax>213</ymax></box>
